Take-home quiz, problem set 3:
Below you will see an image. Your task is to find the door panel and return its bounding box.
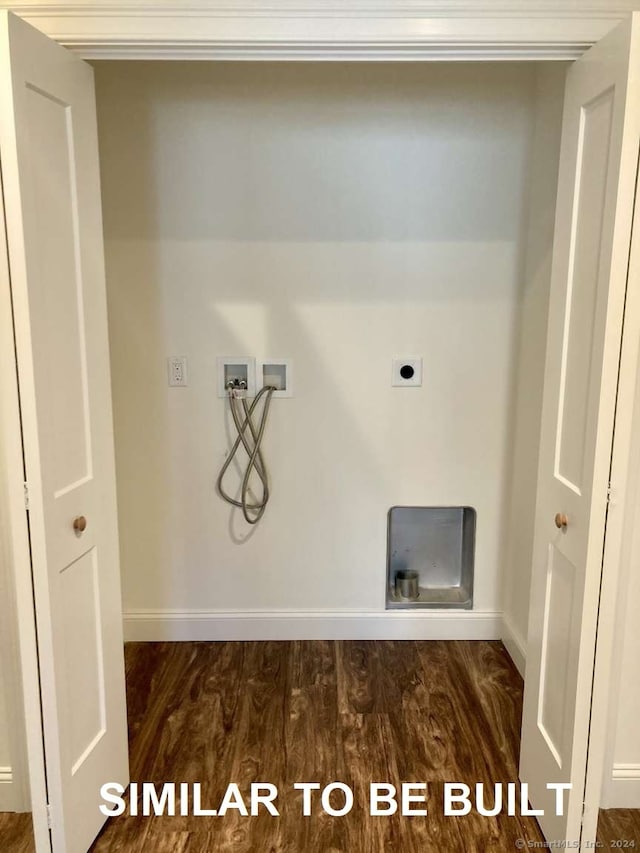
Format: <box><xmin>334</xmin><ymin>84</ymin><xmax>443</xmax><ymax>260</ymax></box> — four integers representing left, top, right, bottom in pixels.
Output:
<box><xmin>61</xmin><ymin>550</ymin><xmax>106</xmax><ymax>774</ymax></box>
<box><xmin>556</xmin><ymin>88</ymin><xmax>614</xmax><ymax>494</ymax></box>
<box><xmin>521</xmin><ymin>15</ymin><xmax>640</xmax><ymax>843</ymax></box>
<box><xmin>538</xmin><ymin>544</ymin><xmax>576</xmax><ymax>766</ymax></box>
<box><xmin>0</xmin><ymin>12</ymin><xmax>128</xmax><ymax>853</ymax></box>
<box><xmin>25</xmin><ymin>83</ymin><xmax>93</xmax><ymax>496</ymax></box>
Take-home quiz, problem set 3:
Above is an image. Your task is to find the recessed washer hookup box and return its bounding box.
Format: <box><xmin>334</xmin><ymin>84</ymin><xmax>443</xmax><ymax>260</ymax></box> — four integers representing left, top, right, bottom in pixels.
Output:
<box><xmin>386</xmin><ymin>506</ymin><xmax>476</xmax><ymax>609</ymax></box>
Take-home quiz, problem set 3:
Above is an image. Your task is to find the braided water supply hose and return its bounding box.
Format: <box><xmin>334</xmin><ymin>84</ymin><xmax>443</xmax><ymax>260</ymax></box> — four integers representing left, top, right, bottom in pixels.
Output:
<box><xmin>216</xmin><ymin>381</ymin><xmax>276</xmax><ymax>524</ymax></box>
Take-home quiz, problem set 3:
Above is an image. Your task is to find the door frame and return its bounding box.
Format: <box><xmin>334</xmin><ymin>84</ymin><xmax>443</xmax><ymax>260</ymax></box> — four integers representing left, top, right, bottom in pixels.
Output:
<box><xmin>0</xmin><ymin>0</ymin><xmax>635</xmax><ymax>61</ymax></box>
<box><xmin>0</xmin><ymin>169</ymin><xmax>51</xmax><ymax>848</ymax></box>
<box><xmin>0</xmin><ymin>7</ymin><xmax>638</xmax><ymax>853</ymax></box>
<box><xmin>580</xmin><ymin>155</ymin><xmax>640</xmax><ymax>844</ymax></box>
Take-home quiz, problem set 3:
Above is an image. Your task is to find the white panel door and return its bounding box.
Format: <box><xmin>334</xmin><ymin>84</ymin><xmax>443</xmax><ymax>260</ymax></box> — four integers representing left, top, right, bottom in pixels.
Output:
<box><xmin>520</xmin><ymin>15</ymin><xmax>640</xmax><ymax>844</ymax></box>
<box><xmin>0</xmin><ymin>11</ymin><xmax>128</xmax><ymax>853</ymax></box>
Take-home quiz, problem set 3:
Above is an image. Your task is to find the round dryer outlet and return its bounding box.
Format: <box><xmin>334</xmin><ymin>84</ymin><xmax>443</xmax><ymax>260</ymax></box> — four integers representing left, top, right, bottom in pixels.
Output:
<box><xmin>391</xmin><ymin>357</ymin><xmax>422</xmax><ymax>387</ymax></box>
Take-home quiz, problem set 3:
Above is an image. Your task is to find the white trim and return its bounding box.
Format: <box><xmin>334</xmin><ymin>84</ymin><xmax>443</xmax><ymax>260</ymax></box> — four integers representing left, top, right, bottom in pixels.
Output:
<box><xmin>612</xmin><ymin>763</ymin><xmax>640</xmax><ymax>780</ymax></box>
<box><xmin>7</xmin><ymin>1</ymin><xmax>637</xmax><ymax>14</ymax></box>
<box><xmin>0</xmin><ymin>2</ymin><xmax>635</xmax><ymax>60</ymax></box>
<box><xmin>0</xmin><ymin>766</ymin><xmax>15</xmax><ymax>812</ymax></box>
<box><xmin>0</xmin><ymin>136</ymin><xmax>30</xmax><ymax>810</ymax></box>
<box><xmin>62</xmin><ymin>44</ymin><xmax>592</xmax><ymax>63</ymax></box>
<box><xmin>123</xmin><ymin>608</ymin><xmax>502</xmax><ymax>641</ymax></box>
<box><xmin>501</xmin><ymin>614</ymin><xmax>527</xmax><ymax>678</ymax></box>
<box><xmin>600</xmin><ymin>764</ymin><xmax>640</xmax><ymax>809</ymax></box>
<box><xmin>581</xmin><ymin>22</ymin><xmax>640</xmax><ymax>842</ymax></box>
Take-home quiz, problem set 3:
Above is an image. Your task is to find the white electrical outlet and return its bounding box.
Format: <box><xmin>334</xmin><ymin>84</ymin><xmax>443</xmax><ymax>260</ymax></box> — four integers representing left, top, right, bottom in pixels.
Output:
<box><xmin>168</xmin><ymin>356</ymin><xmax>188</xmax><ymax>387</ymax></box>
<box><xmin>392</xmin><ymin>357</ymin><xmax>422</xmax><ymax>387</ymax></box>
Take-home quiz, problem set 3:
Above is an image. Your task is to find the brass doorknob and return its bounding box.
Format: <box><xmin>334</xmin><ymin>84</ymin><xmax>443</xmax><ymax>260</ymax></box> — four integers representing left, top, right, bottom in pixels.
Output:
<box><xmin>554</xmin><ymin>512</ymin><xmax>568</xmax><ymax>530</ymax></box>
<box><xmin>73</xmin><ymin>515</ymin><xmax>87</xmax><ymax>534</ymax></box>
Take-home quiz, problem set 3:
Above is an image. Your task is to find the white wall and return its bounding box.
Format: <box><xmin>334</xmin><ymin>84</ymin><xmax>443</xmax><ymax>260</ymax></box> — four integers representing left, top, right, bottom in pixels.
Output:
<box><xmin>96</xmin><ymin>61</ymin><xmax>545</xmax><ymax>636</ymax></box>
<box><xmin>0</xmin><ymin>660</ymin><xmax>13</xmax><ymax>809</ymax></box>
<box><xmin>605</xmin><ymin>540</ymin><xmax>640</xmax><ymax>806</ymax></box>
<box><xmin>0</xmin><ymin>666</ymin><xmax>9</xmax><ymax>765</ymax></box>
<box><xmin>600</xmin><ymin>347</ymin><xmax>640</xmax><ymax>809</ymax></box>
<box><xmin>0</xmin><ymin>527</ymin><xmax>27</xmax><ymax>812</ymax></box>
<box><xmin>501</xmin><ymin>64</ymin><xmax>566</xmax><ymax>673</ymax></box>
<box><xmin>0</xmin><ymin>478</ymin><xmax>24</xmax><ymax>811</ymax></box>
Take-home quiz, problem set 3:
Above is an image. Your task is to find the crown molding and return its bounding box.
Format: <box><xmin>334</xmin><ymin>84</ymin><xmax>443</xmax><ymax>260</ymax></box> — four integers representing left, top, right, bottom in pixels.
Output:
<box><xmin>4</xmin><ymin>1</ymin><xmax>636</xmax><ymax>15</ymax></box>
<box><xmin>0</xmin><ymin>1</ymin><xmax>633</xmax><ymax>59</ymax></box>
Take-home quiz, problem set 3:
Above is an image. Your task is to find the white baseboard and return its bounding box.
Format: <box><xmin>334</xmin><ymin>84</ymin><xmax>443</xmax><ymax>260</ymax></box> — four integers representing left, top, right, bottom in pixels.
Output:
<box><xmin>501</xmin><ymin>614</ymin><xmax>527</xmax><ymax>678</ymax></box>
<box><xmin>0</xmin><ymin>766</ymin><xmax>14</xmax><ymax>812</ymax></box>
<box><xmin>123</xmin><ymin>608</ymin><xmax>502</xmax><ymax>642</ymax></box>
<box><xmin>601</xmin><ymin>764</ymin><xmax>640</xmax><ymax>809</ymax></box>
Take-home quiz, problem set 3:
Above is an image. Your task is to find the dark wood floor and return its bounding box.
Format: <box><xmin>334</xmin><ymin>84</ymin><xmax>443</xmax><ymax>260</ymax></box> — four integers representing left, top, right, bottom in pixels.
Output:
<box><xmin>597</xmin><ymin>807</ymin><xmax>640</xmax><ymax>847</ymax></box>
<box><xmin>90</xmin><ymin>640</ymin><xmax>545</xmax><ymax>852</ymax></box>
<box><xmin>3</xmin><ymin>641</ymin><xmax>637</xmax><ymax>852</ymax></box>
<box><xmin>0</xmin><ymin>812</ymin><xmax>35</xmax><ymax>853</ymax></box>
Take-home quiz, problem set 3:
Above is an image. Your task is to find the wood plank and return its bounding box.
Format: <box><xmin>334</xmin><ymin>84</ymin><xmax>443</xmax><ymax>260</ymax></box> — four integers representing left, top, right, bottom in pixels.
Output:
<box><xmin>337</xmin><ymin>712</ymin><xmax>402</xmax><ymax>853</ymax></box>
<box><xmin>207</xmin><ymin>641</ymin><xmax>288</xmax><ymax>853</ymax></box>
<box><xmin>283</xmin><ymin>639</ymin><xmax>344</xmax><ymax>852</ymax></box>
<box><xmin>93</xmin><ymin>641</ymin><xmax>245</xmax><ymax>849</ymax></box>
<box><xmin>377</xmin><ymin>639</ymin><xmax>466</xmax><ymax>851</ymax></box>
<box><xmin>450</xmin><ymin>639</ymin><xmax>524</xmax><ymax>773</ymax></box>
<box><xmin>336</xmin><ymin>640</ymin><xmax>384</xmax><ymax>715</ymax></box>
<box><xmin>416</xmin><ymin>640</ymin><xmax>543</xmax><ymax>850</ymax></box>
